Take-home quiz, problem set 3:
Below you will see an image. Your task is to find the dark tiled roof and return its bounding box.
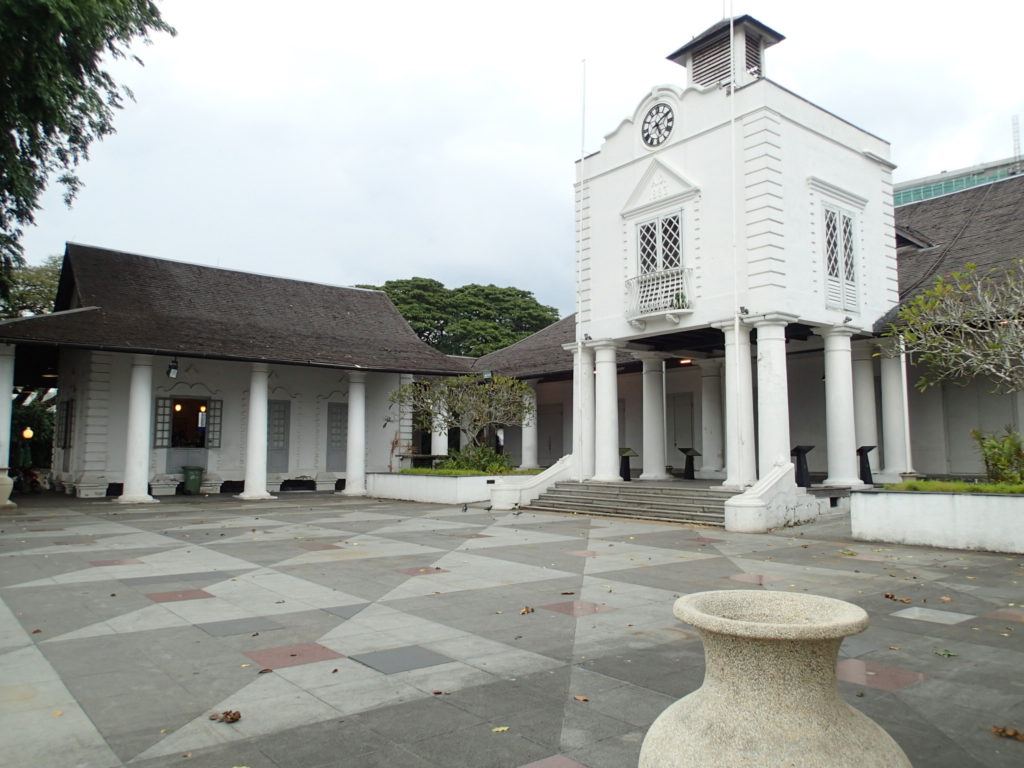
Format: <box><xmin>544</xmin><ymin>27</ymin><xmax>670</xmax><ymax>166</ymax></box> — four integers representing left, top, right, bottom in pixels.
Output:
<box><xmin>875</xmin><ymin>174</ymin><xmax>1024</xmax><ymax>331</ymax></box>
<box><xmin>0</xmin><ymin>244</ymin><xmax>470</xmax><ymax>374</ymax></box>
<box><xmin>471</xmin><ymin>314</ymin><xmax>576</xmax><ymax>379</ymax></box>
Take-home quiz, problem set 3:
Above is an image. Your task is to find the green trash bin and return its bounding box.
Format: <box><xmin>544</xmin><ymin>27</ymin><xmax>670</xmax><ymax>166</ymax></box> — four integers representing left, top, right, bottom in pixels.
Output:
<box><xmin>182</xmin><ymin>466</ymin><xmax>203</xmax><ymax>495</ymax></box>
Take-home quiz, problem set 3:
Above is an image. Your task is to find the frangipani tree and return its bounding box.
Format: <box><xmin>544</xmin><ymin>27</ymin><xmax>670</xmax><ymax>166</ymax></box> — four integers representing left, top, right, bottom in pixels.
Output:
<box><xmin>387</xmin><ymin>375</ymin><xmax>535</xmax><ymax>447</ymax></box>
<box><xmin>889</xmin><ymin>261</ymin><xmax>1024</xmax><ymax>393</ymax></box>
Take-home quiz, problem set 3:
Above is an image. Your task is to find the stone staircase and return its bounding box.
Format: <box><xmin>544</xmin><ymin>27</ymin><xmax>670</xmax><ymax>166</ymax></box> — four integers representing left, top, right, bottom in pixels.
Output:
<box><xmin>523</xmin><ymin>480</ymin><xmax>738</xmax><ymax>527</ymax></box>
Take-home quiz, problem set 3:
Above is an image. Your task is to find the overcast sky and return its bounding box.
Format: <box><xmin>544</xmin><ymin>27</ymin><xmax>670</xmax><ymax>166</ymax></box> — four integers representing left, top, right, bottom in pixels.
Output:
<box><xmin>19</xmin><ymin>0</ymin><xmax>1024</xmax><ymax>316</ymax></box>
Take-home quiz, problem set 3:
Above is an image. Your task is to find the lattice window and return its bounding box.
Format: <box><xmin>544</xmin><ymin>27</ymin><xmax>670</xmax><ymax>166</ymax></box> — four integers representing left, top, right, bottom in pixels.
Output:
<box><xmin>269</xmin><ymin>401</ymin><xmax>288</xmax><ymax>450</ymax></box>
<box><xmin>55</xmin><ymin>400</ymin><xmax>75</xmax><ymax>449</ymax></box>
<box><xmin>154</xmin><ymin>397</ymin><xmax>172</xmax><ymax>448</ymax></box>
<box><xmin>823</xmin><ymin>205</ymin><xmax>857</xmax><ymax>311</ymax></box>
<box><xmin>637</xmin><ymin>212</ymin><xmax>682</xmax><ymax>275</ymax></box>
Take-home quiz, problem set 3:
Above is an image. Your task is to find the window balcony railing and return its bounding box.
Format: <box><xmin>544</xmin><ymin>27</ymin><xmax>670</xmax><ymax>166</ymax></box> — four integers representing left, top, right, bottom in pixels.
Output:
<box><xmin>624</xmin><ymin>267</ymin><xmax>693</xmax><ymax>321</ymax></box>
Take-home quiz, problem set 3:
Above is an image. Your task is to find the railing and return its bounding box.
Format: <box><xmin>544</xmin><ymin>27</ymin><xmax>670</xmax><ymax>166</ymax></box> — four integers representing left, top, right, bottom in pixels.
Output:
<box><xmin>624</xmin><ymin>267</ymin><xmax>693</xmax><ymax>320</ymax></box>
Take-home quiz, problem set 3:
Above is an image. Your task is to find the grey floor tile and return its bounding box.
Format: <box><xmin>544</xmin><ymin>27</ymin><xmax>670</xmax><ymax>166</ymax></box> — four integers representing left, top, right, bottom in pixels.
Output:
<box><xmin>350</xmin><ymin>645</ymin><xmax>454</xmax><ymax>674</ymax></box>
<box><xmin>196</xmin><ymin>616</ymin><xmax>285</xmax><ymax>636</ymax></box>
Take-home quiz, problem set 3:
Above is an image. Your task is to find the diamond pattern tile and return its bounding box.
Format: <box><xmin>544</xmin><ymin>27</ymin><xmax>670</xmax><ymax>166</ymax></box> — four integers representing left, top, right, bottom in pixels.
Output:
<box><xmin>540</xmin><ymin>600</ymin><xmax>615</xmax><ymax>617</ymax></box>
<box><xmin>890</xmin><ymin>607</ymin><xmax>974</xmax><ymax>625</ymax></box>
<box><xmin>350</xmin><ymin>645</ymin><xmax>453</xmax><ymax>675</ymax></box>
<box><xmin>145</xmin><ymin>589</ymin><xmax>215</xmax><ymax>603</ymax></box>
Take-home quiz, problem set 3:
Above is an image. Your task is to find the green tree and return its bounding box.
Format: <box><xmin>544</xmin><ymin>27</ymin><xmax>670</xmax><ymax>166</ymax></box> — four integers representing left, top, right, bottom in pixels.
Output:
<box><xmin>10</xmin><ymin>400</ymin><xmax>55</xmax><ymax>469</ymax></box>
<box><xmin>386</xmin><ymin>375</ymin><xmax>536</xmax><ymax>448</ymax></box>
<box><xmin>0</xmin><ymin>1</ymin><xmax>174</xmax><ymax>292</ymax></box>
<box><xmin>0</xmin><ymin>254</ymin><xmax>61</xmax><ymax>318</ymax></box>
<box><xmin>362</xmin><ymin>278</ymin><xmax>559</xmax><ymax>356</ymax></box>
<box><xmin>889</xmin><ymin>261</ymin><xmax>1024</xmax><ymax>393</ymax></box>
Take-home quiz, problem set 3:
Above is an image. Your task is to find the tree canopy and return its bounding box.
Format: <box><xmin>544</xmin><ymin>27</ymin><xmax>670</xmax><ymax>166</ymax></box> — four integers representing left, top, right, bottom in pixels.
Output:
<box><xmin>889</xmin><ymin>261</ymin><xmax>1024</xmax><ymax>393</ymax></box>
<box><xmin>0</xmin><ymin>0</ymin><xmax>174</xmax><ymax>291</ymax></box>
<box><xmin>386</xmin><ymin>375</ymin><xmax>536</xmax><ymax>448</ymax></box>
<box><xmin>361</xmin><ymin>277</ymin><xmax>560</xmax><ymax>357</ymax></box>
<box><xmin>0</xmin><ymin>254</ymin><xmax>62</xmax><ymax>318</ymax></box>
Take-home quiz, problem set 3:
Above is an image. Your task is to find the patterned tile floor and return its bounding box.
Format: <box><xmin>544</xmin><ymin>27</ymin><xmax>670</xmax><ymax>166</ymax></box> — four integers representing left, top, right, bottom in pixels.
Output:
<box><xmin>1</xmin><ymin>493</ymin><xmax>1023</xmax><ymax>767</ymax></box>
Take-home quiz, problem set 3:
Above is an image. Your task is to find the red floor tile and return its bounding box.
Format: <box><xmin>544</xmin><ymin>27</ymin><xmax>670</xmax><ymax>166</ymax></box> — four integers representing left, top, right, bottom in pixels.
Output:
<box><xmin>244</xmin><ymin>642</ymin><xmax>344</xmax><ymax>669</ymax></box>
<box><xmin>145</xmin><ymin>589</ymin><xmax>215</xmax><ymax>603</ymax></box>
<box><xmin>540</xmin><ymin>600</ymin><xmax>616</xmax><ymax>617</ymax></box>
<box><xmin>726</xmin><ymin>573</ymin><xmax>783</xmax><ymax>585</ymax></box>
<box><xmin>835</xmin><ymin>659</ymin><xmax>927</xmax><ymax>691</ymax></box>
<box><xmin>395</xmin><ymin>566</ymin><xmax>450</xmax><ymax>576</ymax></box>
<box><xmin>983</xmin><ymin>608</ymin><xmax>1024</xmax><ymax>623</ymax></box>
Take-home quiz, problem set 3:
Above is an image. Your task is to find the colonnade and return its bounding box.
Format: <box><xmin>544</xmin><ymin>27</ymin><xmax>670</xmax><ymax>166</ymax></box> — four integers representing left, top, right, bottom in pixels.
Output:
<box><xmin>569</xmin><ymin>319</ymin><xmax>913</xmax><ymax>488</ymax></box>
<box><xmin>115</xmin><ymin>359</ymin><xmax>370</xmax><ymax>503</ymax></box>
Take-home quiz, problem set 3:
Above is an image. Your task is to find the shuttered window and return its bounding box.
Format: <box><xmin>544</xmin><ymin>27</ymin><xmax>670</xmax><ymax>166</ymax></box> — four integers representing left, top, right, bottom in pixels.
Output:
<box><xmin>824</xmin><ymin>206</ymin><xmax>857</xmax><ymax>311</ymax></box>
<box><xmin>691</xmin><ymin>36</ymin><xmax>731</xmax><ymax>86</ymax></box>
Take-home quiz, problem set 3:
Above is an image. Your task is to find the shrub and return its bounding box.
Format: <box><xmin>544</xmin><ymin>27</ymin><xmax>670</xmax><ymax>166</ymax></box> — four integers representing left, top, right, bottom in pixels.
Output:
<box><xmin>970</xmin><ymin>428</ymin><xmax>1024</xmax><ymax>484</ymax></box>
<box><xmin>884</xmin><ymin>479</ymin><xmax>1024</xmax><ymax>494</ymax></box>
<box><xmin>436</xmin><ymin>445</ymin><xmax>514</xmax><ymax>474</ymax></box>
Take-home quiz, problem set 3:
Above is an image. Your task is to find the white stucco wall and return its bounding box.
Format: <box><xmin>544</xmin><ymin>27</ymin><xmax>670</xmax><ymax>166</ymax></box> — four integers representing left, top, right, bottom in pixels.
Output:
<box><xmin>56</xmin><ymin>350</ymin><xmax>403</xmax><ymax>496</ymax></box>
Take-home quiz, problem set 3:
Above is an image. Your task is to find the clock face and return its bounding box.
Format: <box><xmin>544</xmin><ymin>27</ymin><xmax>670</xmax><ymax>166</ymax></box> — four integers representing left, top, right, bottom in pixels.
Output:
<box><xmin>642</xmin><ymin>103</ymin><xmax>674</xmax><ymax>147</ymax></box>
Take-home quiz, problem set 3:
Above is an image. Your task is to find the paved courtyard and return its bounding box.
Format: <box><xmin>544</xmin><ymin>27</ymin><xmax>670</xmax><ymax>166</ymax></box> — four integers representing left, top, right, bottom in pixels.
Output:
<box><xmin>1</xmin><ymin>492</ymin><xmax>1022</xmax><ymax>768</ymax></box>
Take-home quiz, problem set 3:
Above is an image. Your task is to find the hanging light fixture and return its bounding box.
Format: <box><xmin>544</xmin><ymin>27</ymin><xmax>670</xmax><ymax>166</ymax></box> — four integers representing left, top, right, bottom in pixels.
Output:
<box><xmin>22</xmin><ymin>426</ymin><xmax>33</xmax><ymax>440</ymax></box>
<box><xmin>167</xmin><ymin>358</ymin><xmax>179</xmax><ymax>378</ymax></box>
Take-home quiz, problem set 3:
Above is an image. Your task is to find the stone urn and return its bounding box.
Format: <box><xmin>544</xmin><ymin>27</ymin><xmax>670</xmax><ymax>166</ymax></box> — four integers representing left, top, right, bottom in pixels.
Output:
<box><xmin>0</xmin><ymin>469</ymin><xmax>14</xmax><ymax>507</ymax></box>
<box><xmin>639</xmin><ymin>590</ymin><xmax>911</xmax><ymax>767</ymax></box>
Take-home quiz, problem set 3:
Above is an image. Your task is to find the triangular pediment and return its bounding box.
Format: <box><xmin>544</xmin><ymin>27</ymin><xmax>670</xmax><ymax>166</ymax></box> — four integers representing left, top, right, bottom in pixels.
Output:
<box><xmin>621</xmin><ymin>160</ymin><xmax>699</xmax><ymax>218</ymax></box>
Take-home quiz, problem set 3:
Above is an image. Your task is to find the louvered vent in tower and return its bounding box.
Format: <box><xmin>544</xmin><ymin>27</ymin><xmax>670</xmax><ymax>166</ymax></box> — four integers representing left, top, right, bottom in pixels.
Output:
<box><xmin>690</xmin><ymin>35</ymin><xmax>731</xmax><ymax>87</ymax></box>
<box><xmin>745</xmin><ymin>34</ymin><xmax>762</xmax><ymax>77</ymax></box>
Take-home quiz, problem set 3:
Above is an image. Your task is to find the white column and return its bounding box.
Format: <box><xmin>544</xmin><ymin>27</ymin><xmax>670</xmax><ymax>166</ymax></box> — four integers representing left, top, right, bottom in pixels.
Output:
<box><xmin>0</xmin><ymin>345</ymin><xmax>16</xmax><ymax>507</ymax></box>
<box><xmin>754</xmin><ymin>314</ymin><xmax>796</xmax><ymax>478</ymax></box>
<box><xmin>117</xmin><ymin>354</ymin><xmax>157</xmax><ymax>504</ymax></box>
<box><xmin>577</xmin><ymin>344</ymin><xmax>596</xmax><ymax>479</ymax></box>
<box><xmin>715</xmin><ymin>320</ymin><xmax>756</xmax><ymax>489</ymax></box>
<box><xmin>695</xmin><ymin>359</ymin><xmax>724</xmax><ymax>478</ymax></box>
<box><xmin>0</xmin><ymin>345</ymin><xmax>14</xmax><ymax>471</ymax></box>
<box><xmin>880</xmin><ymin>350</ymin><xmax>911</xmax><ymax>479</ymax></box>
<box><xmin>519</xmin><ymin>381</ymin><xmax>539</xmax><ymax>469</ymax></box>
<box><xmin>238</xmin><ymin>362</ymin><xmax>275</xmax><ymax>500</ymax></box>
<box><xmin>637</xmin><ymin>354</ymin><xmax>669</xmax><ymax>480</ymax></box>
<box><xmin>816</xmin><ymin>326</ymin><xmax>862</xmax><ymax>487</ymax></box>
<box><xmin>592</xmin><ymin>341</ymin><xmax>622</xmax><ymax>482</ymax></box>
<box><xmin>343</xmin><ymin>371</ymin><xmax>367</xmax><ymax>496</ymax></box>
<box><xmin>852</xmin><ymin>341</ymin><xmax>879</xmax><ymax>473</ymax></box>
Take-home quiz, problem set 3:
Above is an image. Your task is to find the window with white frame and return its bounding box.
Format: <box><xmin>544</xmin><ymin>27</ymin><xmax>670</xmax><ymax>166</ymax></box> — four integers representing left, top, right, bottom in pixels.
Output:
<box><xmin>637</xmin><ymin>211</ymin><xmax>681</xmax><ymax>274</ymax></box>
<box><xmin>823</xmin><ymin>204</ymin><xmax>857</xmax><ymax>311</ymax></box>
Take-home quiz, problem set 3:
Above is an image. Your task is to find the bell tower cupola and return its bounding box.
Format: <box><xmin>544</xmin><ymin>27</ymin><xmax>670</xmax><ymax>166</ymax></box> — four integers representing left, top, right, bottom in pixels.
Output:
<box><xmin>667</xmin><ymin>15</ymin><xmax>784</xmax><ymax>90</ymax></box>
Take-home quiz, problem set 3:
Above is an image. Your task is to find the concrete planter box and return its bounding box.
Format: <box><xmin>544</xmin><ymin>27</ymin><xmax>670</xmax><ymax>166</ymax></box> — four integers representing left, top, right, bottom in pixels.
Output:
<box><xmin>851</xmin><ymin>489</ymin><xmax>1024</xmax><ymax>554</ymax></box>
<box><xmin>366</xmin><ymin>473</ymin><xmax>501</xmax><ymax>504</ymax></box>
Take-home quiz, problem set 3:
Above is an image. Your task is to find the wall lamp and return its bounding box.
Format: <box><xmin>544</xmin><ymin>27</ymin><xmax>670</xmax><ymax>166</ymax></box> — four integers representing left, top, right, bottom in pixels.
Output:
<box><xmin>167</xmin><ymin>358</ymin><xmax>179</xmax><ymax>378</ymax></box>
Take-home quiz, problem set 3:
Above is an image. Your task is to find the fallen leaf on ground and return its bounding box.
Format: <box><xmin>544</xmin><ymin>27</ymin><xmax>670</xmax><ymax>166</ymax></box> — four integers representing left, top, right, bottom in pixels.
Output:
<box><xmin>210</xmin><ymin>710</ymin><xmax>242</xmax><ymax>723</ymax></box>
<box><xmin>257</xmin><ymin>668</ymin><xmax>273</xmax><ymax>674</ymax></box>
<box><xmin>883</xmin><ymin>593</ymin><xmax>912</xmax><ymax>604</ymax></box>
<box><xmin>31</xmin><ymin>628</ymin><xmax>41</xmax><ymax>634</ymax></box>
<box><xmin>519</xmin><ymin>606</ymin><xmax>534</xmax><ymax>615</ymax></box>
<box><xmin>934</xmin><ymin>649</ymin><xmax>957</xmax><ymax>657</ymax></box>
<box><xmin>495</xmin><ymin>610</ymin><xmax>503</xmax><ymax>614</ymax></box>
<box><xmin>888</xmin><ymin>646</ymin><xmax>902</xmax><ymax>651</ymax></box>
<box><xmin>940</xmin><ymin>596</ymin><xmax>953</xmax><ymax>603</ymax></box>
<box><xmin>560</xmin><ymin>591</ymin><xmax>575</xmax><ymax>595</ymax></box>
<box><xmin>991</xmin><ymin>725</ymin><xmax>1024</xmax><ymax>741</ymax></box>
<box><xmin>492</xmin><ymin>726</ymin><xmax>510</xmax><ymax>733</ymax></box>
<box><xmin>573</xmin><ymin>695</ymin><xmax>589</xmax><ymax>702</ymax></box>
<box><xmin>838</xmin><ymin>549</ymin><xmax>858</xmax><ymax>556</ymax></box>
<box><xmin>54</xmin><ymin>710</ymin><xmax>62</xmax><ymax>717</ymax></box>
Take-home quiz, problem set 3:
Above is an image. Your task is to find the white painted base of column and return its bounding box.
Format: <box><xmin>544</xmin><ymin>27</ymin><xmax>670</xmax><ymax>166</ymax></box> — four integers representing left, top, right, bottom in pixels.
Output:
<box><xmin>822</xmin><ymin>478</ymin><xmax>867</xmax><ymax>489</ymax></box>
<box><xmin>235</xmin><ymin>491</ymin><xmax>277</xmax><ymax>501</ymax></box>
<box><xmin>639</xmin><ymin>471</ymin><xmax>671</xmax><ymax>481</ymax></box>
<box><xmin>695</xmin><ymin>469</ymin><xmax>726</xmax><ymax>480</ymax></box>
<box><xmin>591</xmin><ymin>473</ymin><xmax>623</xmax><ymax>483</ymax></box>
<box><xmin>340</xmin><ymin>488</ymin><xmax>368</xmax><ymax>497</ymax></box>
<box><xmin>115</xmin><ymin>494</ymin><xmax>158</xmax><ymax>504</ymax></box>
